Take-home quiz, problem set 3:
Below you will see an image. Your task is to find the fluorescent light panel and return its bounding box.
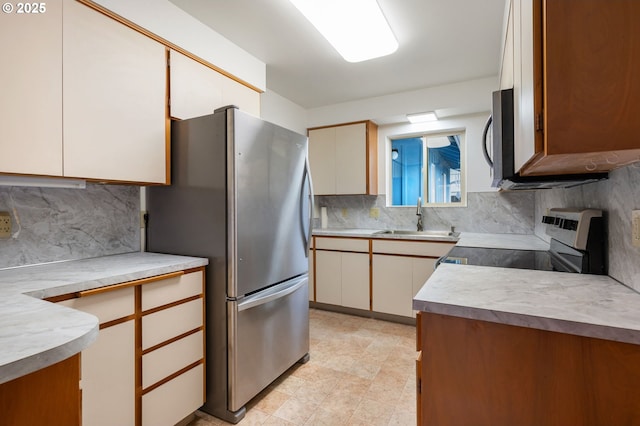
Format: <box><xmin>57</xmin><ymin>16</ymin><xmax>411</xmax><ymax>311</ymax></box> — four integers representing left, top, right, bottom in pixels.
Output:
<box><xmin>407</xmin><ymin>112</ymin><xmax>438</xmax><ymax>123</ymax></box>
<box><xmin>289</xmin><ymin>0</ymin><xmax>398</xmax><ymax>63</ymax></box>
<box><xmin>0</xmin><ymin>175</ymin><xmax>87</xmax><ymax>189</ymax></box>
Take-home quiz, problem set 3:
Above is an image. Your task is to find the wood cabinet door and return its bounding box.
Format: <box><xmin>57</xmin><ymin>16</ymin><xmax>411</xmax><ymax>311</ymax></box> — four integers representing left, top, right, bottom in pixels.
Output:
<box><xmin>0</xmin><ymin>1</ymin><xmax>63</xmax><ymax>176</ymax></box>
<box><xmin>169</xmin><ymin>50</ymin><xmax>260</xmax><ymax>119</ymax></box>
<box><xmin>62</xmin><ymin>0</ymin><xmax>167</xmax><ymax>183</ymax></box>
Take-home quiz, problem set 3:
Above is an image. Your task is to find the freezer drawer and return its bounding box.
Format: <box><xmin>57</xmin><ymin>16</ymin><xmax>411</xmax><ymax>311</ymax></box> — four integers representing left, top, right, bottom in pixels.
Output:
<box><xmin>227</xmin><ymin>274</ymin><xmax>309</xmax><ymax>412</ymax></box>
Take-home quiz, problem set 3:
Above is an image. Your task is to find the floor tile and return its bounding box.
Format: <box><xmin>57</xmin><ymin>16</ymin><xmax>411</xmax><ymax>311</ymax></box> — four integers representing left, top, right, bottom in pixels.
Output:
<box><xmin>190</xmin><ymin>309</ymin><xmax>417</xmax><ymax>426</ymax></box>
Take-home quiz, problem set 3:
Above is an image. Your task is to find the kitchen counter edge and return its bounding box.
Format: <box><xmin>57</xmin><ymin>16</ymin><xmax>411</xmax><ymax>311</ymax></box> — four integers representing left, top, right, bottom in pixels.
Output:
<box><xmin>413</xmin><ymin>263</ymin><xmax>640</xmax><ymax>346</ymax></box>
<box><xmin>0</xmin><ymin>252</ymin><xmax>209</xmax><ymax>385</ymax></box>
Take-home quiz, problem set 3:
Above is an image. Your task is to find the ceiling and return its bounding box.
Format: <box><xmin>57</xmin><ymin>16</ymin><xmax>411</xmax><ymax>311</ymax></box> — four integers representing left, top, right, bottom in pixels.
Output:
<box><xmin>168</xmin><ymin>0</ymin><xmax>506</xmax><ymax>110</ymax></box>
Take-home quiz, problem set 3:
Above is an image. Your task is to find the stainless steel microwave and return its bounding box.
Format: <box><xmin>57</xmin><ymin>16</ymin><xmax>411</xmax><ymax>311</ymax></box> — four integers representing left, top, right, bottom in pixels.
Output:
<box><xmin>482</xmin><ymin>88</ymin><xmax>607</xmax><ymax>190</ymax></box>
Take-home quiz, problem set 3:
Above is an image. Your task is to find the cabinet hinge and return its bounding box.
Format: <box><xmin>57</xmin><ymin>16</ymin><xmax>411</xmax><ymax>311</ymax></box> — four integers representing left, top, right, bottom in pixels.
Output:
<box><xmin>535</xmin><ymin>113</ymin><xmax>543</xmax><ymax>131</ymax></box>
<box><xmin>416</xmin><ymin>378</ymin><xmax>421</xmax><ymax>394</ymax></box>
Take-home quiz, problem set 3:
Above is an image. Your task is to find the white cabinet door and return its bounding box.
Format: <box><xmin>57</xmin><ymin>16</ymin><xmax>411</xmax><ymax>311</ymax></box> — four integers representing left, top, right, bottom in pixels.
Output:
<box><xmin>308</xmin><ymin>127</ymin><xmax>337</xmax><ymax>195</ymax></box>
<box><xmin>58</xmin><ymin>286</ymin><xmax>136</xmax><ymax>426</ymax></box>
<box><xmin>335</xmin><ymin>123</ymin><xmax>367</xmax><ymax>194</ymax></box>
<box><xmin>411</xmin><ymin>257</ymin><xmax>437</xmax><ymax>317</ymax></box>
<box><xmin>499</xmin><ymin>0</ymin><xmax>515</xmax><ymax>90</ymax></box>
<box><xmin>341</xmin><ymin>252</ymin><xmax>370</xmax><ymax>310</ymax></box>
<box><xmin>309</xmin><ymin>252</ymin><xmax>315</xmax><ymax>302</ymax></box>
<box><xmin>315</xmin><ymin>250</ymin><xmax>342</xmax><ymax>305</ymax></box>
<box><xmin>0</xmin><ymin>2</ymin><xmax>63</xmax><ymax>176</ymax></box>
<box><xmin>62</xmin><ymin>0</ymin><xmax>167</xmax><ymax>183</ymax></box>
<box><xmin>372</xmin><ymin>254</ymin><xmax>413</xmax><ymax>317</ymax></box>
<box><xmin>169</xmin><ymin>50</ymin><xmax>260</xmax><ymax>119</ymax></box>
<box><xmin>308</xmin><ymin>123</ymin><xmax>371</xmax><ymax>195</ymax></box>
<box><xmin>82</xmin><ymin>321</ymin><xmax>136</xmax><ymax>426</ymax></box>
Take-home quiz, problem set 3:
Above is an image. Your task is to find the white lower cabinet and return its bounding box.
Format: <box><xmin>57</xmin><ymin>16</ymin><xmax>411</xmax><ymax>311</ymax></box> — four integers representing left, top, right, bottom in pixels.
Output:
<box><xmin>142</xmin><ymin>364</ymin><xmax>204</xmax><ymax>426</ymax></box>
<box><xmin>59</xmin><ymin>286</ymin><xmax>135</xmax><ymax>426</ymax></box>
<box><xmin>314</xmin><ymin>237</ymin><xmax>370</xmax><ymax>310</ymax></box>
<box><xmin>312</xmin><ymin>236</ymin><xmax>454</xmax><ymax>318</ymax></box>
<box><xmin>55</xmin><ymin>269</ymin><xmax>205</xmax><ymax>426</ymax></box>
<box><xmin>372</xmin><ymin>255</ymin><xmax>438</xmax><ymax>318</ymax></box>
<box><xmin>82</xmin><ymin>321</ymin><xmax>136</xmax><ymax>426</ymax></box>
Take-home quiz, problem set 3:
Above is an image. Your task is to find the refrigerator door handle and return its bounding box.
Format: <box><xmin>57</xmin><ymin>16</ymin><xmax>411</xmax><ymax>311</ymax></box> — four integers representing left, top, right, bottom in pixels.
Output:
<box><xmin>302</xmin><ymin>156</ymin><xmax>314</xmax><ymax>256</ymax></box>
<box><xmin>237</xmin><ymin>275</ymin><xmax>308</xmax><ymax>312</ymax></box>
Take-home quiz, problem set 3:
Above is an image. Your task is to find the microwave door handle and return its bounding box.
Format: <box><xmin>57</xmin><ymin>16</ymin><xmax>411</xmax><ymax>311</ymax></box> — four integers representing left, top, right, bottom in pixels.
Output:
<box><xmin>482</xmin><ymin>115</ymin><xmax>494</xmax><ymax>168</ymax></box>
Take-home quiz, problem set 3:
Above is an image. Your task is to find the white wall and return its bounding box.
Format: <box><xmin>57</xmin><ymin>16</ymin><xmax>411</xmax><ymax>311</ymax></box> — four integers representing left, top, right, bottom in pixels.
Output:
<box><xmin>260</xmin><ymin>90</ymin><xmax>308</xmax><ymax>135</ymax></box>
<box><xmin>305</xmin><ymin>76</ymin><xmax>496</xmax><ymax>128</ymax></box>
<box><xmin>92</xmin><ymin>0</ymin><xmax>266</xmax><ymax>91</ymax></box>
<box><xmin>378</xmin><ymin>113</ymin><xmax>495</xmax><ymax>195</ymax></box>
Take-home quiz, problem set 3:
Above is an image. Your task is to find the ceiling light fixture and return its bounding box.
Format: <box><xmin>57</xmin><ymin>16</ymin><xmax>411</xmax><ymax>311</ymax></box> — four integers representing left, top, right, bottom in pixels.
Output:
<box><xmin>288</xmin><ymin>0</ymin><xmax>398</xmax><ymax>63</ymax></box>
<box><xmin>407</xmin><ymin>112</ymin><xmax>438</xmax><ymax>123</ymax></box>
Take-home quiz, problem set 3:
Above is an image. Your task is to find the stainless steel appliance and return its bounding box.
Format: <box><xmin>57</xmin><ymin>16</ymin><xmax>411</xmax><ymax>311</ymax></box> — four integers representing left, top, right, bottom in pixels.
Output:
<box><xmin>147</xmin><ymin>106</ymin><xmax>313</xmax><ymax>423</ymax></box>
<box><xmin>439</xmin><ymin>208</ymin><xmax>605</xmax><ymax>274</ymax></box>
<box><xmin>482</xmin><ymin>88</ymin><xmax>608</xmax><ymax>190</ymax></box>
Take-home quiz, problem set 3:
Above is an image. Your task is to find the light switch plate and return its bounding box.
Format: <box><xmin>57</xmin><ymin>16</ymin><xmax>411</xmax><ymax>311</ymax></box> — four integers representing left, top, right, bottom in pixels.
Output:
<box><xmin>632</xmin><ymin>210</ymin><xmax>640</xmax><ymax>248</ymax></box>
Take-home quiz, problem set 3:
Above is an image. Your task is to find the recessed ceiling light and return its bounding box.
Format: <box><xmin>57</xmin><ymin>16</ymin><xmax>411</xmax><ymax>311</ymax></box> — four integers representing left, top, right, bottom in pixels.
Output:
<box><xmin>288</xmin><ymin>0</ymin><xmax>398</xmax><ymax>63</ymax></box>
<box><xmin>407</xmin><ymin>112</ymin><xmax>438</xmax><ymax>123</ymax></box>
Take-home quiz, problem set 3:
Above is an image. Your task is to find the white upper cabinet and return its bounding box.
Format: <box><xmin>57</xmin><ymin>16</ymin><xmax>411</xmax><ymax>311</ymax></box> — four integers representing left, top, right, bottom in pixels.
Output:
<box><xmin>169</xmin><ymin>50</ymin><xmax>260</xmax><ymax>119</ymax></box>
<box><xmin>63</xmin><ymin>0</ymin><xmax>168</xmax><ymax>184</ymax></box>
<box><xmin>0</xmin><ymin>2</ymin><xmax>63</xmax><ymax>176</ymax></box>
<box><xmin>308</xmin><ymin>121</ymin><xmax>378</xmax><ymax>195</ymax></box>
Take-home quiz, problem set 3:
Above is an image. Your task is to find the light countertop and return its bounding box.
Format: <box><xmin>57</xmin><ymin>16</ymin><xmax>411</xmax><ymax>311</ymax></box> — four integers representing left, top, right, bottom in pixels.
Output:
<box><xmin>0</xmin><ymin>252</ymin><xmax>208</xmax><ymax>385</ymax></box>
<box><xmin>413</xmin><ymin>263</ymin><xmax>640</xmax><ymax>345</ymax></box>
<box><xmin>312</xmin><ymin>228</ymin><xmax>459</xmax><ymax>242</ymax></box>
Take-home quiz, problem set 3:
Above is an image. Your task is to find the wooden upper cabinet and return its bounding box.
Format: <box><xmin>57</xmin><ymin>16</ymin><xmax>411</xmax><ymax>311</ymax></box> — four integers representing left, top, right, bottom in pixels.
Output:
<box><xmin>169</xmin><ymin>50</ymin><xmax>260</xmax><ymax>119</ymax></box>
<box><xmin>308</xmin><ymin>121</ymin><xmax>378</xmax><ymax>195</ymax></box>
<box><xmin>63</xmin><ymin>0</ymin><xmax>168</xmax><ymax>184</ymax></box>
<box><xmin>513</xmin><ymin>0</ymin><xmax>640</xmax><ymax>176</ymax></box>
<box><xmin>0</xmin><ymin>2</ymin><xmax>63</xmax><ymax>176</ymax></box>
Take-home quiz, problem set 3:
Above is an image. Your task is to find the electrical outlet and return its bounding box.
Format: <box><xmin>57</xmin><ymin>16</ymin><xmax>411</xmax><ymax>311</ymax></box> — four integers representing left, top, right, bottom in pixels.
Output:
<box><xmin>632</xmin><ymin>210</ymin><xmax>640</xmax><ymax>248</ymax></box>
<box><xmin>369</xmin><ymin>207</ymin><xmax>380</xmax><ymax>219</ymax></box>
<box><xmin>0</xmin><ymin>211</ymin><xmax>11</xmax><ymax>239</ymax></box>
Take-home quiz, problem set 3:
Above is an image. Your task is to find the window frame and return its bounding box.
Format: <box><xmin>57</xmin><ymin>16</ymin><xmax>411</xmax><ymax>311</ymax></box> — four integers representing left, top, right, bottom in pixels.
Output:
<box><xmin>386</xmin><ymin>129</ymin><xmax>467</xmax><ymax>208</ymax></box>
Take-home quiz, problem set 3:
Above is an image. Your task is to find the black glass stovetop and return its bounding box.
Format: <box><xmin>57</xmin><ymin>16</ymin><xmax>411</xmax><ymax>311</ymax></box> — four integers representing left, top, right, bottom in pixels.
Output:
<box><xmin>440</xmin><ymin>246</ymin><xmax>554</xmax><ymax>271</ymax></box>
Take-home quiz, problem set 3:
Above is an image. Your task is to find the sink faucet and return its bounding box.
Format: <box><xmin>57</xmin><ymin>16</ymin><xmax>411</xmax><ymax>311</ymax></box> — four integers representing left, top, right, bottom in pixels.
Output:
<box><xmin>416</xmin><ymin>197</ymin><xmax>424</xmax><ymax>231</ymax></box>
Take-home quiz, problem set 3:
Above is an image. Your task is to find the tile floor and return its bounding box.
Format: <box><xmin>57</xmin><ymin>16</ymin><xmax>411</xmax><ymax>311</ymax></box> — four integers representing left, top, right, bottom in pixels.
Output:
<box><xmin>190</xmin><ymin>308</ymin><xmax>417</xmax><ymax>425</ymax></box>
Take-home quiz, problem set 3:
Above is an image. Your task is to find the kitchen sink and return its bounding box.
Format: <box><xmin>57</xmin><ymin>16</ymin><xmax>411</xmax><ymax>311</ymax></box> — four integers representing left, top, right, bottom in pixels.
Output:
<box><xmin>375</xmin><ymin>229</ymin><xmax>459</xmax><ymax>237</ymax></box>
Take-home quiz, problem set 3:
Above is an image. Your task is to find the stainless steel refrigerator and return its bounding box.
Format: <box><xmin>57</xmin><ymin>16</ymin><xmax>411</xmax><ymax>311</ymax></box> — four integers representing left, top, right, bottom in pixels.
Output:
<box><xmin>147</xmin><ymin>106</ymin><xmax>312</xmax><ymax>423</ymax></box>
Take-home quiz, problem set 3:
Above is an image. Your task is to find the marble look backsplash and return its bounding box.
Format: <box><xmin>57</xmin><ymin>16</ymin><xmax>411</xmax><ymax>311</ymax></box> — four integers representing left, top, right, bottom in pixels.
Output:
<box><xmin>535</xmin><ymin>164</ymin><xmax>640</xmax><ymax>292</ymax></box>
<box><xmin>0</xmin><ymin>184</ymin><xmax>140</xmax><ymax>269</ymax></box>
<box><xmin>315</xmin><ymin>191</ymin><xmax>536</xmax><ymax>234</ymax></box>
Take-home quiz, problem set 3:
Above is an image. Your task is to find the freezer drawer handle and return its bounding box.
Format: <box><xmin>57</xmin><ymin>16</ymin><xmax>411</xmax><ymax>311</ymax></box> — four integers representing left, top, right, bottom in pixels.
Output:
<box><xmin>237</xmin><ymin>276</ymin><xmax>307</xmax><ymax>312</ymax></box>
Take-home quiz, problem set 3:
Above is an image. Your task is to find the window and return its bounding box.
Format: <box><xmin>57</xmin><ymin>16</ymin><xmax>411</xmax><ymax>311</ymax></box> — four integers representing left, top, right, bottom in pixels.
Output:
<box><xmin>389</xmin><ymin>132</ymin><xmax>465</xmax><ymax>206</ymax></box>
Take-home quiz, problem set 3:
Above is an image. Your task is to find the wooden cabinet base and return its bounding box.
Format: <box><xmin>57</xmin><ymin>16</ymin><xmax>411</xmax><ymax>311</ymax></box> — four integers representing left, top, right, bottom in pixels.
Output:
<box><xmin>0</xmin><ymin>354</ymin><xmax>81</xmax><ymax>426</ymax></box>
<box><xmin>419</xmin><ymin>313</ymin><xmax>640</xmax><ymax>426</ymax></box>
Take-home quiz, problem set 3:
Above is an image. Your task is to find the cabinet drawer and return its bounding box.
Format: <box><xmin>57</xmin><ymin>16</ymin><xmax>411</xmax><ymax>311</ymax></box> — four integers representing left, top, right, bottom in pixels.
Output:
<box><xmin>142</xmin><ymin>364</ymin><xmax>204</xmax><ymax>426</ymax></box>
<box><xmin>142</xmin><ymin>330</ymin><xmax>203</xmax><ymax>389</ymax></box>
<box><xmin>59</xmin><ymin>286</ymin><xmax>134</xmax><ymax>324</ymax></box>
<box><xmin>315</xmin><ymin>237</ymin><xmax>369</xmax><ymax>252</ymax></box>
<box><xmin>142</xmin><ymin>298</ymin><xmax>203</xmax><ymax>350</ymax></box>
<box><xmin>372</xmin><ymin>240</ymin><xmax>454</xmax><ymax>257</ymax></box>
<box><xmin>141</xmin><ymin>270</ymin><xmax>203</xmax><ymax>311</ymax></box>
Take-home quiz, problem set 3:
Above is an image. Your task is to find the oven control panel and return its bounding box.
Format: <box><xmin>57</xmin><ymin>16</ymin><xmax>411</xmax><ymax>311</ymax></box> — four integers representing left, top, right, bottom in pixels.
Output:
<box><xmin>542</xmin><ymin>208</ymin><xmax>602</xmax><ymax>250</ymax></box>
